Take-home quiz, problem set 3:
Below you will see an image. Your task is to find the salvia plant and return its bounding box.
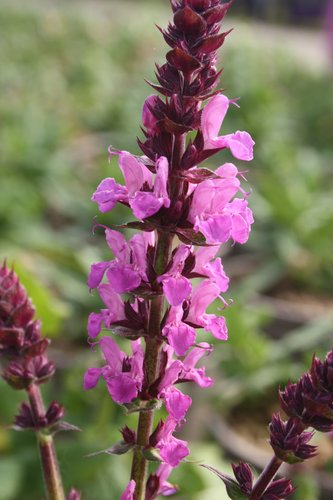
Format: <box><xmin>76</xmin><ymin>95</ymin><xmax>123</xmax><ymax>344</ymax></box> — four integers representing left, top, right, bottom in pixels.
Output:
<box><xmin>2</xmin><ymin>1</ymin><xmax>333</xmax><ymax>500</ymax></box>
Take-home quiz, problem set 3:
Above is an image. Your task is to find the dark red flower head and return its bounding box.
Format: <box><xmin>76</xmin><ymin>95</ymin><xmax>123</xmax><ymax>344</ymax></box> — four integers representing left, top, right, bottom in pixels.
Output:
<box><xmin>269</xmin><ymin>413</ymin><xmax>317</xmax><ymax>464</ymax></box>
<box><xmin>0</xmin><ymin>262</ymin><xmax>44</xmax><ymax>357</ymax></box>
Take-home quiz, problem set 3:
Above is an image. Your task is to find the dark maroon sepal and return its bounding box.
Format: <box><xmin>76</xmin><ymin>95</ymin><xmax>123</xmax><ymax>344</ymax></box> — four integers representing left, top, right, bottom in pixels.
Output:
<box><xmin>176</xmin><ymin>227</ymin><xmax>208</xmax><ymax>246</ymax></box>
<box><xmin>121</xmin><ymin>425</ymin><xmax>136</xmax><ymax>444</ymax></box>
<box><xmin>23</xmin><ymin>338</ymin><xmax>50</xmax><ymax>358</ymax></box>
<box><xmin>166</xmin><ymin>47</ymin><xmax>201</xmax><ymax>74</ymax></box>
<box><xmin>194</xmin><ymin>29</ymin><xmax>232</xmax><ymax>56</ymax></box>
<box><xmin>174</xmin><ymin>6</ymin><xmax>207</xmax><ymax>35</ymax></box>
<box><xmin>179</xmin><ymin>167</ymin><xmax>219</xmax><ymax>183</ymax></box>
<box><xmin>262</xmin><ymin>478</ymin><xmax>295</xmax><ymax>500</ymax></box>
<box><xmin>0</xmin><ymin>327</ymin><xmax>25</xmax><ymax>355</ymax></box>
<box><xmin>203</xmin><ymin>2</ymin><xmax>233</xmax><ymax>25</ymax></box>
<box><xmin>231</xmin><ymin>462</ymin><xmax>253</xmax><ymax>496</ymax></box>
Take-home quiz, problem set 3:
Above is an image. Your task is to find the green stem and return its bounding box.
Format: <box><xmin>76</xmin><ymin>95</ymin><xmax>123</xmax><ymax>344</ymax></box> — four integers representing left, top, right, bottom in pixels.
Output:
<box><xmin>28</xmin><ymin>384</ymin><xmax>66</xmax><ymax>500</ymax></box>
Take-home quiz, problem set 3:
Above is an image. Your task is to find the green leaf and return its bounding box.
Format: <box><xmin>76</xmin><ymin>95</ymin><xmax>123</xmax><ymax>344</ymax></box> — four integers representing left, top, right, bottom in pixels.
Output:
<box><xmin>200</xmin><ymin>465</ymin><xmax>248</xmax><ymax>499</ymax></box>
<box><xmin>87</xmin><ymin>440</ymin><xmax>134</xmax><ymax>457</ymax></box>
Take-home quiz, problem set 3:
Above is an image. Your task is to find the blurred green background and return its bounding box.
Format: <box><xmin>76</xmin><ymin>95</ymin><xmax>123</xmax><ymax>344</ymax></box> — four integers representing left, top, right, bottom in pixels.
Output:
<box><xmin>1</xmin><ymin>1</ymin><xmax>333</xmax><ymax>499</ymax></box>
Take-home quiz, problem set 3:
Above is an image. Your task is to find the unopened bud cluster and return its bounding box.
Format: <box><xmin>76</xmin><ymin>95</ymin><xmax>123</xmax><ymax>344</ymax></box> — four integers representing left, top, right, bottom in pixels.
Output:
<box><xmin>0</xmin><ymin>262</ymin><xmax>61</xmax><ymax>430</ymax></box>
<box><xmin>231</xmin><ymin>350</ymin><xmax>333</xmax><ymax>499</ymax></box>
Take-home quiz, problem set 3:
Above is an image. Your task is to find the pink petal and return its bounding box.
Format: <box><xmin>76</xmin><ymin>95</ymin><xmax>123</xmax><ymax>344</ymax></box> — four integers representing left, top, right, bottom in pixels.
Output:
<box><xmin>131</xmin><ymin>191</ymin><xmax>164</xmax><ymax>219</ymax></box>
<box><xmin>83</xmin><ymin>367</ymin><xmax>103</xmax><ymax>390</ymax></box>
<box><xmin>87</xmin><ymin>262</ymin><xmax>109</xmax><ymax>289</ymax></box>
<box><xmin>202</xmin><ymin>94</ymin><xmax>230</xmax><ymax>143</ymax></box>
<box><xmin>216</xmin><ymin>163</ymin><xmax>239</xmax><ymax>178</ymax></box>
<box><xmin>106</xmin><ymin>373</ymin><xmax>138</xmax><ymax>404</ymax></box>
<box><xmin>204</xmin><ymin>314</ymin><xmax>228</xmax><ymax>340</ymax></box>
<box><xmin>100</xmin><ymin>336</ymin><xmax>124</xmax><ymax>370</ymax></box>
<box><xmin>119</xmin><ymin>151</ymin><xmax>152</xmax><ymax>195</ymax></box>
<box><xmin>154</xmin><ymin>157</ymin><xmax>170</xmax><ymax>207</ymax></box>
<box><xmin>183</xmin><ymin>342</ymin><xmax>213</xmax><ymax>370</ymax></box>
<box><xmin>164</xmin><ymin>388</ymin><xmax>192</xmax><ymax>422</ymax></box>
<box><xmin>87</xmin><ymin>312</ymin><xmax>103</xmax><ymax>338</ymax></box>
<box><xmin>188</xmin><ymin>281</ymin><xmax>221</xmax><ymax>321</ymax></box>
<box><xmin>91</xmin><ymin>178</ymin><xmax>128</xmax><ymax>213</ymax></box>
<box><xmin>183</xmin><ymin>366</ymin><xmax>214</xmax><ymax>388</ymax></box>
<box><xmin>194</xmin><ymin>246</ymin><xmax>220</xmax><ymax>274</ymax></box>
<box><xmin>98</xmin><ymin>284</ymin><xmax>125</xmax><ymax>318</ymax></box>
<box><xmin>195</xmin><ymin>214</ymin><xmax>232</xmax><ymax>245</ymax></box>
<box><xmin>129</xmin><ymin>234</ymin><xmax>148</xmax><ymax>276</ymax></box>
<box><xmin>106</xmin><ymin>263</ymin><xmax>141</xmax><ymax>293</ymax></box>
<box><xmin>162</xmin><ymin>276</ymin><xmax>192</xmax><ymax>307</ymax></box>
<box><xmin>158</xmin><ymin>360</ymin><xmax>183</xmax><ymax>393</ymax></box>
<box><xmin>221</xmin><ymin>131</ymin><xmax>255</xmax><ymax>161</ymax></box>
<box><xmin>206</xmin><ymin>258</ymin><xmax>229</xmax><ymax>293</ymax></box>
<box><xmin>121</xmin><ymin>480</ymin><xmax>136</xmax><ymax>500</ymax></box>
<box><xmin>105</xmin><ymin>229</ymin><xmax>130</xmax><ymax>262</ymax></box>
<box><xmin>159</xmin><ymin>437</ymin><xmax>189</xmax><ymax>467</ymax></box>
<box><xmin>163</xmin><ymin>322</ymin><xmax>196</xmax><ymax>357</ymax></box>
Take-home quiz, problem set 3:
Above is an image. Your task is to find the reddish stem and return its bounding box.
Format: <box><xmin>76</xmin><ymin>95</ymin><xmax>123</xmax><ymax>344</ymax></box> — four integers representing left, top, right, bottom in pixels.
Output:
<box><xmin>28</xmin><ymin>384</ymin><xmax>65</xmax><ymax>500</ymax></box>
<box><xmin>249</xmin><ymin>455</ymin><xmax>282</xmax><ymax>500</ymax></box>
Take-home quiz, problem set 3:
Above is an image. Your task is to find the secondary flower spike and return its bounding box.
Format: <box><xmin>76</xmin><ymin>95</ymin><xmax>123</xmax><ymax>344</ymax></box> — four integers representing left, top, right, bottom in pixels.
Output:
<box><xmin>85</xmin><ymin>1</ymin><xmax>255</xmax><ymax>498</ymax></box>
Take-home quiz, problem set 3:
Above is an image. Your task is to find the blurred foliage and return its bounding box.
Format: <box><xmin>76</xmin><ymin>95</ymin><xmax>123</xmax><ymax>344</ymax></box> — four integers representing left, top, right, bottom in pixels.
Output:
<box><xmin>0</xmin><ymin>1</ymin><xmax>333</xmax><ymax>499</ymax></box>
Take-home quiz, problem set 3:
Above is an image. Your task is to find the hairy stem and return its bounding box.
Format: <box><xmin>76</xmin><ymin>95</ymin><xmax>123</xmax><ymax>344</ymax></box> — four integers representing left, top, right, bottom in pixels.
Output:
<box><xmin>249</xmin><ymin>455</ymin><xmax>282</xmax><ymax>500</ymax></box>
<box><xmin>28</xmin><ymin>384</ymin><xmax>66</xmax><ymax>500</ymax></box>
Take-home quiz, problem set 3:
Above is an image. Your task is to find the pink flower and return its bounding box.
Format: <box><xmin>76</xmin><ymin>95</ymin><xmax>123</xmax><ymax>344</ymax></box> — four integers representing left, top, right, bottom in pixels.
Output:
<box><xmin>194</xmin><ymin>246</ymin><xmax>230</xmax><ymax>293</ymax></box>
<box><xmin>187</xmin><ymin>281</ymin><xmax>228</xmax><ymax>341</ymax></box>
<box><xmin>189</xmin><ymin>168</ymin><xmax>241</xmax><ymax>222</ymax></box>
<box><xmin>201</xmin><ymin>94</ymin><xmax>255</xmax><ymax>161</ymax></box>
<box><xmin>158</xmin><ymin>246</ymin><xmax>192</xmax><ymax>306</ymax></box>
<box><xmin>164</xmin><ymin>387</ymin><xmax>192</xmax><ymax>423</ymax></box>
<box><xmin>87</xmin><ymin>229</ymin><xmax>150</xmax><ymax>294</ymax></box>
<box><xmin>156</xmin><ymin>417</ymin><xmax>190</xmax><ymax>467</ymax></box>
<box><xmin>155</xmin><ymin>465</ymin><xmax>178</xmax><ymax>496</ymax></box>
<box><xmin>118</xmin><ymin>151</ymin><xmax>170</xmax><ymax>220</ymax></box>
<box><xmin>188</xmin><ymin>162</ymin><xmax>253</xmax><ymax>245</ymax></box>
<box><xmin>83</xmin><ymin>337</ymin><xmax>144</xmax><ymax>404</ymax></box>
<box><xmin>121</xmin><ymin>480</ymin><xmax>136</xmax><ymax>500</ymax></box>
<box><xmin>195</xmin><ymin>198</ymin><xmax>254</xmax><ymax>245</ymax></box>
<box><xmin>179</xmin><ymin>342</ymin><xmax>214</xmax><ymax>388</ymax></box>
<box><xmin>130</xmin><ymin>156</ymin><xmax>170</xmax><ymax>220</ymax></box>
<box><xmin>162</xmin><ymin>306</ymin><xmax>196</xmax><ymax>356</ymax></box>
<box><xmin>87</xmin><ymin>284</ymin><xmax>125</xmax><ymax>338</ymax></box>
<box><xmin>91</xmin><ymin>178</ymin><xmax>128</xmax><ymax>213</ymax></box>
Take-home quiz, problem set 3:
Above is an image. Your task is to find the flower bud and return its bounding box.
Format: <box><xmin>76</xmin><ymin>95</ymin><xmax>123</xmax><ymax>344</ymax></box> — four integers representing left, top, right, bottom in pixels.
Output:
<box><xmin>262</xmin><ymin>478</ymin><xmax>295</xmax><ymax>500</ymax></box>
<box><xmin>231</xmin><ymin>461</ymin><xmax>253</xmax><ymax>496</ymax></box>
<box><xmin>269</xmin><ymin>413</ymin><xmax>317</xmax><ymax>464</ymax></box>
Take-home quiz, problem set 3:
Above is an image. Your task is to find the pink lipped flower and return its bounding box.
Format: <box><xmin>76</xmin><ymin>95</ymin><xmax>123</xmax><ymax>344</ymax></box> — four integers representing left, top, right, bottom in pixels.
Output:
<box><xmin>87</xmin><ymin>229</ymin><xmax>151</xmax><ymax>294</ymax></box>
<box><xmin>201</xmin><ymin>94</ymin><xmax>255</xmax><ymax>161</ymax></box>
<box><xmin>158</xmin><ymin>245</ymin><xmax>192</xmax><ymax>306</ymax></box>
<box><xmin>156</xmin><ymin>416</ymin><xmax>190</xmax><ymax>467</ymax></box>
<box><xmin>87</xmin><ymin>284</ymin><xmax>125</xmax><ymax>338</ymax></box>
<box><xmin>162</xmin><ymin>306</ymin><xmax>196</xmax><ymax>356</ymax></box>
<box><xmin>187</xmin><ymin>281</ymin><xmax>228</xmax><ymax>342</ymax></box>
<box><xmin>83</xmin><ymin>337</ymin><xmax>144</xmax><ymax>405</ymax></box>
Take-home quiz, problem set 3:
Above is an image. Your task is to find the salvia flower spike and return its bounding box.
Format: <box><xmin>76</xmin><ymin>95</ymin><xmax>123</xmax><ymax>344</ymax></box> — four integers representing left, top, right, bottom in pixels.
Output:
<box><xmin>0</xmin><ymin>261</ymin><xmax>79</xmax><ymax>500</ymax></box>
<box><xmin>85</xmin><ymin>1</ymin><xmax>255</xmax><ymax>498</ymax></box>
